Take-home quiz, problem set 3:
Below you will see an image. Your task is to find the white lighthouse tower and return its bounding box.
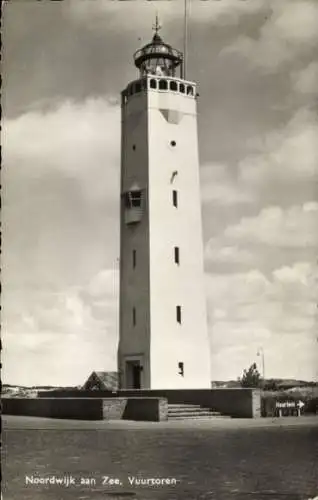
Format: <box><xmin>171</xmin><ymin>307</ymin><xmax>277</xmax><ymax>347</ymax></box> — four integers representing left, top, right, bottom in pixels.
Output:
<box><xmin>117</xmin><ymin>19</ymin><xmax>211</xmax><ymax>389</ymax></box>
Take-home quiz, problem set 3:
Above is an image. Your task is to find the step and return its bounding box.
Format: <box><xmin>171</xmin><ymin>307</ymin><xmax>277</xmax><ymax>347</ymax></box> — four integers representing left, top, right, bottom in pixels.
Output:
<box><xmin>168</xmin><ymin>410</ymin><xmax>221</xmax><ymax>414</ymax></box>
<box><xmin>168</xmin><ymin>410</ymin><xmax>223</xmax><ymax>416</ymax></box>
<box><xmin>168</xmin><ymin>406</ymin><xmax>220</xmax><ymax>413</ymax></box>
<box><xmin>168</xmin><ymin>415</ymin><xmax>231</xmax><ymax>420</ymax></box>
<box><xmin>168</xmin><ymin>411</ymin><xmax>217</xmax><ymax>416</ymax></box>
<box><xmin>168</xmin><ymin>407</ymin><xmax>221</xmax><ymax>413</ymax></box>
<box><xmin>168</xmin><ymin>404</ymin><xmax>216</xmax><ymax>411</ymax></box>
<box><xmin>167</xmin><ymin>403</ymin><xmax>229</xmax><ymax>420</ymax></box>
<box><xmin>168</xmin><ymin>403</ymin><xmax>202</xmax><ymax>408</ymax></box>
<box><xmin>168</xmin><ymin>408</ymin><xmax>220</xmax><ymax>414</ymax></box>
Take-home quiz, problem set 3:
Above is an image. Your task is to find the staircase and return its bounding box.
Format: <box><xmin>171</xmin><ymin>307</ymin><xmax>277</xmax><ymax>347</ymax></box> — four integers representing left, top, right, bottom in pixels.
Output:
<box><xmin>167</xmin><ymin>403</ymin><xmax>230</xmax><ymax>420</ymax></box>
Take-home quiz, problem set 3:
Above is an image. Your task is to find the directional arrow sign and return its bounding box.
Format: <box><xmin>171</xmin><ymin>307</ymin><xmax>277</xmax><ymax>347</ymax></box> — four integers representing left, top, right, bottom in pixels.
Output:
<box><xmin>297</xmin><ymin>400</ymin><xmax>305</xmax><ymax>409</ymax></box>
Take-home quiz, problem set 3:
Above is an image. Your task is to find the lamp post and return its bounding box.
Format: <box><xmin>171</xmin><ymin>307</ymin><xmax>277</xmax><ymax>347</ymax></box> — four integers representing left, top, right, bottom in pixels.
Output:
<box><xmin>257</xmin><ymin>347</ymin><xmax>265</xmax><ymax>384</ymax></box>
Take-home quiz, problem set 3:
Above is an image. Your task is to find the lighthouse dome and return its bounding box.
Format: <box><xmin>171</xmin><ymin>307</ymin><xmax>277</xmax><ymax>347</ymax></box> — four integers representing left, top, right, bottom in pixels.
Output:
<box><xmin>134</xmin><ymin>31</ymin><xmax>183</xmax><ymax>78</ymax></box>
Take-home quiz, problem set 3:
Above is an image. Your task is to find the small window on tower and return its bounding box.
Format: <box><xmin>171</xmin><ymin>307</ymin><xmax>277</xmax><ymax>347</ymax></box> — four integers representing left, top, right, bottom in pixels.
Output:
<box><xmin>172</xmin><ymin>190</ymin><xmax>178</xmax><ymax>208</ymax></box>
<box><xmin>159</xmin><ymin>79</ymin><xmax>168</xmax><ymax>90</ymax></box>
<box><xmin>133</xmin><ymin>249</ymin><xmax>136</xmax><ymax>268</ymax></box>
<box><xmin>133</xmin><ymin>307</ymin><xmax>136</xmax><ymax>326</ymax></box>
<box><xmin>125</xmin><ymin>191</ymin><xmax>142</xmax><ymax>208</ymax></box>
<box><xmin>131</xmin><ymin>191</ymin><xmax>142</xmax><ymax>207</ymax></box>
<box><xmin>176</xmin><ymin>305</ymin><xmax>182</xmax><ymax>324</ymax></box>
<box><xmin>123</xmin><ymin>190</ymin><xmax>144</xmax><ymax>225</ymax></box>
<box><xmin>170</xmin><ymin>81</ymin><xmax>178</xmax><ymax>91</ymax></box>
<box><xmin>174</xmin><ymin>246</ymin><xmax>180</xmax><ymax>264</ymax></box>
<box><xmin>150</xmin><ymin>79</ymin><xmax>157</xmax><ymax>89</ymax></box>
<box><xmin>179</xmin><ymin>83</ymin><xmax>185</xmax><ymax>94</ymax></box>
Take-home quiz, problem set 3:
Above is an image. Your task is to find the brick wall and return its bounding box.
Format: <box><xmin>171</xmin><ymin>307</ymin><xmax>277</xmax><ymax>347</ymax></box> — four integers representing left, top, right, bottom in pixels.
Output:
<box><xmin>103</xmin><ymin>399</ymin><xmax>127</xmax><ymax>419</ymax></box>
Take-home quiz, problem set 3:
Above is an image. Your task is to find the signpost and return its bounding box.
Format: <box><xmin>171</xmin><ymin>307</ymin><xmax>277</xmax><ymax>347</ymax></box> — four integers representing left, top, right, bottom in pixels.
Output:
<box><xmin>276</xmin><ymin>400</ymin><xmax>305</xmax><ymax>417</ymax></box>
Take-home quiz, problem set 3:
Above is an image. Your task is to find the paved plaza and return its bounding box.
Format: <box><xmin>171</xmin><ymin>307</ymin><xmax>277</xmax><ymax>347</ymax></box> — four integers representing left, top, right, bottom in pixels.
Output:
<box><xmin>2</xmin><ymin>416</ymin><xmax>318</xmax><ymax>500</ymax></box>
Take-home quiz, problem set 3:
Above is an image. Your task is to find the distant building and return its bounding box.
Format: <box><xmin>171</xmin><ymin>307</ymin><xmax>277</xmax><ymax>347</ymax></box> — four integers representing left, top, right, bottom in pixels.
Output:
<box><xmin>83</xmin><ymin>371</ymin><xmax>118</xmax><ymax>391</ymax></box>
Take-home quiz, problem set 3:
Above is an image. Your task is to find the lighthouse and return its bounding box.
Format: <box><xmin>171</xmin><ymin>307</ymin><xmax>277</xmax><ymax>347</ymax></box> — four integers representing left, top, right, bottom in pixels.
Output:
<box><xmin>117</xmin><ymin>19</ymin><xmax>211</xmax><ymax>389</ymax></box>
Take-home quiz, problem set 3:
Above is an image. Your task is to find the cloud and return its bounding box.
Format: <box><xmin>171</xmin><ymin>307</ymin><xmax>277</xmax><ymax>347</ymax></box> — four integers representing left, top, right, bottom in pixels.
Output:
<box><xmin>271</xmin><ymin>261</ymin><xmax>317</xmax><ymax>304</ymax></box>
<box><xmin>224</xmin><ymin>203</ymin><xmax>318</xmax><ymax>248</ymax></box>
<box><xmin>205</xmin><ymin>200</ymin><xmax>318</xmax><ymax>276</ymax></box>
<box><xmin>207</xmin><ymin>269</ymin><xmax>271</xmax><ymax>306</ymax></box>
<box><xmin>207</xmin><ymin>261</ymin><xmax>318</xmax><ymax>379</ymax></box>
<box><xmin>291</xmin><ymin>61</ymin><xmax>318</xmax><ymax>96</ymax></box>
<box><xmin>205</xmin><ymin>243</ymin><xmax>254</xmax><ymax>266</ymax></box>
<box><xmin>2</xmin><ymin>268</ymin><xmax>119</xmax><ymax>386</ymax></box>
<box><xmin>201</xmin><ymin>107</ymin><xmax>318</xmax><ymax>227</ymax></box>
<box><xmin>2</xmin><ymin>98</ymin><xmax>122</xmax><ymax>385</ymax></box>
<box><xmin>206</xmin><ymin>262</ymin><xmax>318</xmax><ymax>333</ymax></box>
<box><xmin>70</xmin><ymin>0</ymin><xmax>265</xmax><ymax>27</ymax></box>
<box><xmin>200</xmin><ymin>163</ymin><xmax>255</xmax><ymax>206</ymax></box>
<box><xmin>3</xmin><ymin>97</ymin><xmax>120</xmax><ymax>204</ymax></box>
<box><xmin>221</xmin><ymin>0</ymin><xmax>318</xmax><ymax>73</ymax></box>
<box><xmin>240</xmin><ymin>107</ymin><xmax>318</xmax><ymax>186</ymax></box>
<box><xmin>2</xmin><ymin>98</ymin><xmax>121</xmax><ymax>288</ymax></box>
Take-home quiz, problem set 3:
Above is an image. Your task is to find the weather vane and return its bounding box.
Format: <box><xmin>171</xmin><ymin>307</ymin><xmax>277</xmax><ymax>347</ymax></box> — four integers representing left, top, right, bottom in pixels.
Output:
<box><xmin>152</xmin><ymin>13</ymin><xmax>162</xmax><ymax>35</ymax></box>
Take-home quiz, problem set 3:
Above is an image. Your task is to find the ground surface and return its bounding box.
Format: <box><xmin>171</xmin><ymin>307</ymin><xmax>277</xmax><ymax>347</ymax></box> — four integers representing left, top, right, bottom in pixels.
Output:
<box><xmin>2</xmin><ymin>416</ymin><xmax>318</xmax><ymax>500</ymax></box>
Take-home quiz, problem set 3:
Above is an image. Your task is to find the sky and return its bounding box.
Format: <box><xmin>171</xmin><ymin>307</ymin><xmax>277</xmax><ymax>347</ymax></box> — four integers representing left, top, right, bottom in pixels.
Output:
<box><xmin>2</xmin><ymin>0</ymin><xmax>318</xmax><ymax>386</ymax></box>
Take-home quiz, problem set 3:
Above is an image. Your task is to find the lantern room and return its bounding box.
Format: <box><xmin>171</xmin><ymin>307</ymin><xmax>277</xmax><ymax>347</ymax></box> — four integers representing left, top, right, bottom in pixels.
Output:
<box><xmin>133</xmin><ymin>16</ymin><xmax>183</xmax><ymax>79</ymax></box>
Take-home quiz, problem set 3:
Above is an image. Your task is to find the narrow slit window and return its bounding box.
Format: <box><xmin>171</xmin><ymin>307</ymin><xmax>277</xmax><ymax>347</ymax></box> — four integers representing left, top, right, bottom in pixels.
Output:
<box><xmin>172</xmin><ymin>190</ymin><xmax>178</xmax><ymax>208</ymax></box>
<box><xmin>174</xmin><ymin>247</ymin><xmax>180</xmax><ymax>264</ymax></box>
<box><xmin>178</xmin><ymin>362</ymin><xmax>184</xmax><ymax>376</ymax></box>
<box><xmin>176</xmin><ymin>305</ymin><xmax>182</xmax><ymax>324</ymax></box>
<box><xmin>133</xmin><ymin>249</ymin><xmax>136</xmax><ymax>268</ymax></box>
<box><xmin>133</xmin><ymin>307</ymin><xmax>136</xmax><ymax>326</ymax></box>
